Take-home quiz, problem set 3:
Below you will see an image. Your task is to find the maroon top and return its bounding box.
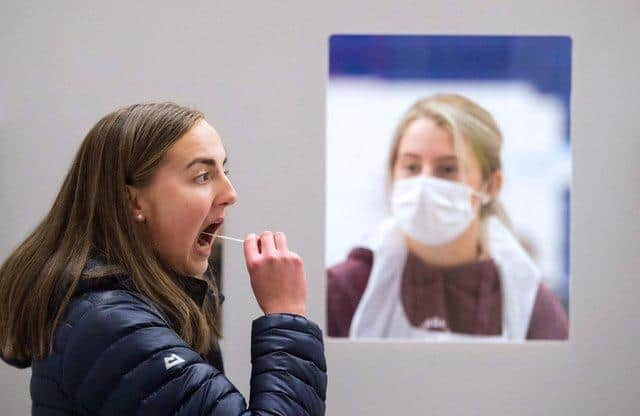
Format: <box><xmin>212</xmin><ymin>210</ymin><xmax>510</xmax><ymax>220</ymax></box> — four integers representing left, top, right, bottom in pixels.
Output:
<box><xmin>327</xmin><ymin>247</ymin><xmax>569</xmax><ymax>340</ymax></box>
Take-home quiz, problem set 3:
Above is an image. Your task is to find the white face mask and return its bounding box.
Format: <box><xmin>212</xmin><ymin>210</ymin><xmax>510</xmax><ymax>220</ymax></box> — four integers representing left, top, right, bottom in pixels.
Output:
<box><xmin>391</xmin><ymin>175</ymin><xmax>490</xmax><ymax>246</ymax></box>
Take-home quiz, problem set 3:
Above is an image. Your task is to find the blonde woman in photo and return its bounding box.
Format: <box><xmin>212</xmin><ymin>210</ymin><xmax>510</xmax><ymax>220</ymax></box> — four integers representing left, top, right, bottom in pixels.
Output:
<box><xmin>328</xmin><ymin>94</ymin><xmax>568</xmax><ymax>341</ymax></box>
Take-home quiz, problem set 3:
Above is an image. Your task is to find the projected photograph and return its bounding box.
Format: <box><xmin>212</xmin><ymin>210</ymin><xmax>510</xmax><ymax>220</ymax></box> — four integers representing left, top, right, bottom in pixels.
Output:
<box><xmin>326</xmin><ymin>35</ymin><xmax>571</xmax><ymax>342</ymax></box>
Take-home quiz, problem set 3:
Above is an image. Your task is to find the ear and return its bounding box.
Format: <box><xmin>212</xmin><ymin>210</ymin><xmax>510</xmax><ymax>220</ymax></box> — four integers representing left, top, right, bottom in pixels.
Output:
<box><xmin>125</xmin><ymin>185</ymin><xmax>146</xmax><ymax>222</ymax></box>
<box><xmin>486</xmin><ymin>170</ymin><xmax>503</xmax><ymax>200</ymax></box>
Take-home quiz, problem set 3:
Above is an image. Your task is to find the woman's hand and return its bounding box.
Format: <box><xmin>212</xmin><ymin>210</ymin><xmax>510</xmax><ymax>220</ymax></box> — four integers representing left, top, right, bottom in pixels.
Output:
<box><xmin>243</xmin><ymin>231</ymin><xmax>307</xmax><ymax>316</ymax></box>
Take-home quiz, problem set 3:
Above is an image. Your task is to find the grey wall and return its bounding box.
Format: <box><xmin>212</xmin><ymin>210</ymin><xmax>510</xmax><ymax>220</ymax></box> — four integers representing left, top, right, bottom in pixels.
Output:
<box><xmin>1</xmin><ymin>1</ymin><xmax>639</xmax><ymax>414</ymax></box>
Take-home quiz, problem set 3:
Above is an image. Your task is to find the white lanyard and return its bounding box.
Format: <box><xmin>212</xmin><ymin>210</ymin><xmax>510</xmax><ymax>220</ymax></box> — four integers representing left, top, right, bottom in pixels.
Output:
<box><xmin>349</xmin><ymin>216</ymin><xmax>541</xmax><ymax>341</ymax></box>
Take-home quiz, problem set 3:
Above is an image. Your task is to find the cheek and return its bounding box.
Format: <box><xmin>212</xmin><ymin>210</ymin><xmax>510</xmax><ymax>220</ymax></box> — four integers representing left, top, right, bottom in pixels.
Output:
<box><xmin>469</xmin><ymin>171</ymin><xmax>486</xmax><ymax>192</ymax></box>
<box><xmin>458</xmin><ymin>154</ymin><xmax>484</xmax><ymax>189</ymax></box>
<box><xmin>149</xmin><ymin>186</ymin><xmax>211</xmax><ymax>246</ymax></box>
<box><xmin>463</xmin><ymin>173</ymin><xmax>480</xmax><ymax>190</ymax></box>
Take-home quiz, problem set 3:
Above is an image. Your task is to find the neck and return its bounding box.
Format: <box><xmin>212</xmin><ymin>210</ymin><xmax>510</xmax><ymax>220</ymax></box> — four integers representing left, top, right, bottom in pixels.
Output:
<box><xmin>405</xmin><ymin>219</ymin><xmax>485</xmax><ymax>268</ymax></box>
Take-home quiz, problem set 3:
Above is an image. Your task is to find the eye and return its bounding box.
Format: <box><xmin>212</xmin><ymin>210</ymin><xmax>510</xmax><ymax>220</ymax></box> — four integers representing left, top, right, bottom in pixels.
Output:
<box><xmin>437</xmin><ymin>164</ymin><xmax>458</xmax><ymax>176</ymax></box>
<box><xmin>403</xmin><ymin>163</ymin><xmax>421</xmax><ymax>175</ymax></box>
<box><xmin>195</xmin><ymin>172</ymin><xmax>211</xmax><ymax>184</ymax></box>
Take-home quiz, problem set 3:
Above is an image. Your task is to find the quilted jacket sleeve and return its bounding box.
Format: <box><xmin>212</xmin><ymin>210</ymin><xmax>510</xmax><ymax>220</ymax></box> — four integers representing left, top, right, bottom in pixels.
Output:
<box><xmin>59</xmin><ymin>290</ymin><xmax>327</xmax><ymax>415</ymax></box>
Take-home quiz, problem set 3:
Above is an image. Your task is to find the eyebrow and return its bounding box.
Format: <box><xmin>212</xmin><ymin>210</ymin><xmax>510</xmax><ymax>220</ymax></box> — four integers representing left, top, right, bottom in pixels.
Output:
<box><xmin>435</xmin><ymin>155</ymin><xmax>458</xmax><ymax>162</ymax></box>
<box><xmin>185</xmin><ymin>156</ymin><xmax>228</xmax><ymax>170</ymax></box>
<box><xmin>398</xmin><ymin>152</ymin><xmax>421</xmax><ymax>159</ymax></box>
<box><xmin>398</xmin><ymin>152</ymin><xmax>458</xmax><ymax>161</ymax></box>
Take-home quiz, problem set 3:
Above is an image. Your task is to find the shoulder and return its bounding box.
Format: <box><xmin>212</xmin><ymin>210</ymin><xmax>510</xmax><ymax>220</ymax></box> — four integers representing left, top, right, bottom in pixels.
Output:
<box><xmin>57</xmin><ymin>287</ymin><xmax>178</xmax><ymax>353</ymax></box>
<box><xmin>62</xmin><ymin>288</ymin><xmax>167</xmax><ymax>333</ymax></box>
<box><xmin>526</xmin><ymin>283</ymin><xmax>569</xmax><ymax>340</ymax></box>
<box><xmin>327</xmin><ymin>247</ymin><xmax>373</xmax><ymax>296</ymax></box>
<box><xmin>55</xmin><ymin>288</ymin><xmax>180</xmax><ymax>382</ymax></box>
<box><xmin>326</xmin><ymin>248</ymin><xmax>373</xmax><ymax>337</ymax></box>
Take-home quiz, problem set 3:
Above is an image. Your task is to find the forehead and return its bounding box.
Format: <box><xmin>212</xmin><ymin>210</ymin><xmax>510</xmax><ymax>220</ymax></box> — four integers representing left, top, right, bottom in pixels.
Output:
<box><xmin>398</xmin><ymin>117</ymin><xmax>454</xmax><ymax>156</ymax></box>
<box><xmin>165</xmin><ymin>119</ymin><xmax>226</xmax><ymax>165</ymax></box>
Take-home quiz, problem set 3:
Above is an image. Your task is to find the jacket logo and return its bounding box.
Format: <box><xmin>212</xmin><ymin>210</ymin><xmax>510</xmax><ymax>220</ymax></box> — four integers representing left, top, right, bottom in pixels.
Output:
<box><xmin>164</xmin><ymin>353</ymin><xmax>186</xmax><ymax>370</ymax></box>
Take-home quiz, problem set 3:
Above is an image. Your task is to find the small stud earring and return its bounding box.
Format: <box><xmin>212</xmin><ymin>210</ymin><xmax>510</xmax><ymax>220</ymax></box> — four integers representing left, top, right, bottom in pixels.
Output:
<box><xmin>136</xmin><ymin>213</ymin><xmax>145</xmax><ymax>222</ymax></box>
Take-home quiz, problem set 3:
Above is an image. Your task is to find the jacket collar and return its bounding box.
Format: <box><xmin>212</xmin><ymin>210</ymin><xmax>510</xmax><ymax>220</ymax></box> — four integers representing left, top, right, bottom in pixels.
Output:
<box><xmin>77</xmin><ymin>256</ymin><xmax>224</xmax><ymax>308</ymax></box>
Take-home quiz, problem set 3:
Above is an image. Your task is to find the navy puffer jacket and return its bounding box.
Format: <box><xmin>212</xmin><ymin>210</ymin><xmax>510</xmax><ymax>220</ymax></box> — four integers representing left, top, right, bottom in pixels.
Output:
<box><xmin>3</xmin><ymin>258</ymin><xmax>327</xmax><ymax>415</ymax></box>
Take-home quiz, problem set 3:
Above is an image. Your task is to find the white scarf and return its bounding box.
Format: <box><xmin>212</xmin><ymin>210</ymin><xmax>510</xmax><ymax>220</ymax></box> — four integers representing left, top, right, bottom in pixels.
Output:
<box><xmin>349</xmin><ymin>216</ymin><xmax>541</xmax><ymax>342</ymax></box>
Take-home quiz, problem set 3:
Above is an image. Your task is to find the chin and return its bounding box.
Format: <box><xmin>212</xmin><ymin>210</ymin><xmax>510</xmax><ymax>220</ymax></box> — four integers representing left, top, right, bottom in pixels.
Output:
<box><xmin>188</xmin><ymin>260</ymin><xmax>209</xmax><ymax>277</ymax></box>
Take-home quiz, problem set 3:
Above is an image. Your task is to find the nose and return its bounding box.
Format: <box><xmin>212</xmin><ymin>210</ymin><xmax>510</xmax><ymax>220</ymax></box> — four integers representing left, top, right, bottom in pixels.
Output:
<box><xmin>218</xmin><ymin>174</ymin><xmax>237</xmax><ymax>207</ymax></box>
<box><xmin>421</xmin><ymin>166</ymin><xmax>434</xmax><ymax>177</ymax></box>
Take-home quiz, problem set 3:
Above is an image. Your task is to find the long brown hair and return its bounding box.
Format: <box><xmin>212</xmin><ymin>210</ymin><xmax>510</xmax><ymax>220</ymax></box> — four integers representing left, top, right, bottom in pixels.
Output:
<box><xmin>0</xmin><ymin>102</ymin><xmax>222</xmax><ymax>361</ymax></box>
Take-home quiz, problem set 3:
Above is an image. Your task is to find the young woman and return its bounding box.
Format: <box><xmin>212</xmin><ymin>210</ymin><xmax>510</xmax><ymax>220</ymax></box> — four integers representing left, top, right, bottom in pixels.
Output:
<box><xmin>0</xmin><ymin>103</ymin><xmax>326</xmax><ymax>415</ymax></box>
<box><xmin>328</xmin><ymin>94</ymin><xmax>568</xmax><ymax>341</ymax></box>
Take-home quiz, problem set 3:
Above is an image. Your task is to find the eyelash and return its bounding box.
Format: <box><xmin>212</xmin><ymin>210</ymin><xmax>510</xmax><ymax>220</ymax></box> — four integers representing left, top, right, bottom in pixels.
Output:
<box><xmin>195</xmin><ymin>169</ymin><xmax>230</xmax><ymax>184</ymax></box>
<box><xmin>438</xmin><ymin>165</ymin><xmax>458</xmax><ymax>174</ymax></box>
<box><xmin>405</xmin><ymin>164</ymin><xmax>421</xmax><ymax>173</ymax></box>
<box><xmin>195</xmin><ymin>172</ymin><xmax>210</xmax><ymax>184</ymax></box>
<box><xmin>402</xmin><ymin>164</ymin><xmax>458</xmax><ymax>175</ymax></box>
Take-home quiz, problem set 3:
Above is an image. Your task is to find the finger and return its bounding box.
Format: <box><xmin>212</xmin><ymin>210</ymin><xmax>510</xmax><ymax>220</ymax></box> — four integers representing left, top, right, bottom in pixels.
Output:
<box><xmin>274</xmin><ymin>231</ymin><xmax>289</xmax><ymax>253</ymax></box>
<box><xmin>243</xmin><ymin>233</ymin><xmax>259</xmax><ymax>267</ymax></box>
<box><xmin>259</xmin><ymin>231</ymin><xmax>276</xmax><ymax>257</ymax></box>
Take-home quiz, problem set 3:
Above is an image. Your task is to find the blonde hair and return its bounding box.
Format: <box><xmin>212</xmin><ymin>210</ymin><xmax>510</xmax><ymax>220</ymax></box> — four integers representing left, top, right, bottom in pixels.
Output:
<box><xmin>0</xmin><ymin>102</ymin><xmax>222</xmax><ymax>361</ymax></box>
<box><xmin>388</xmin><ymin>93</ymin><xmax>513</xmax><ymax>227</ymax></box>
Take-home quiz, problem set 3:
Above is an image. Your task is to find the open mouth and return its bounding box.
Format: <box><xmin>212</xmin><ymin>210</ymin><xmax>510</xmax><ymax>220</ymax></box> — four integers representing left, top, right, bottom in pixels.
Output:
<box><xmin>196</xmin><ymin>221</ymin><xmax>222</xmax><ymax>247</ymax></box>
